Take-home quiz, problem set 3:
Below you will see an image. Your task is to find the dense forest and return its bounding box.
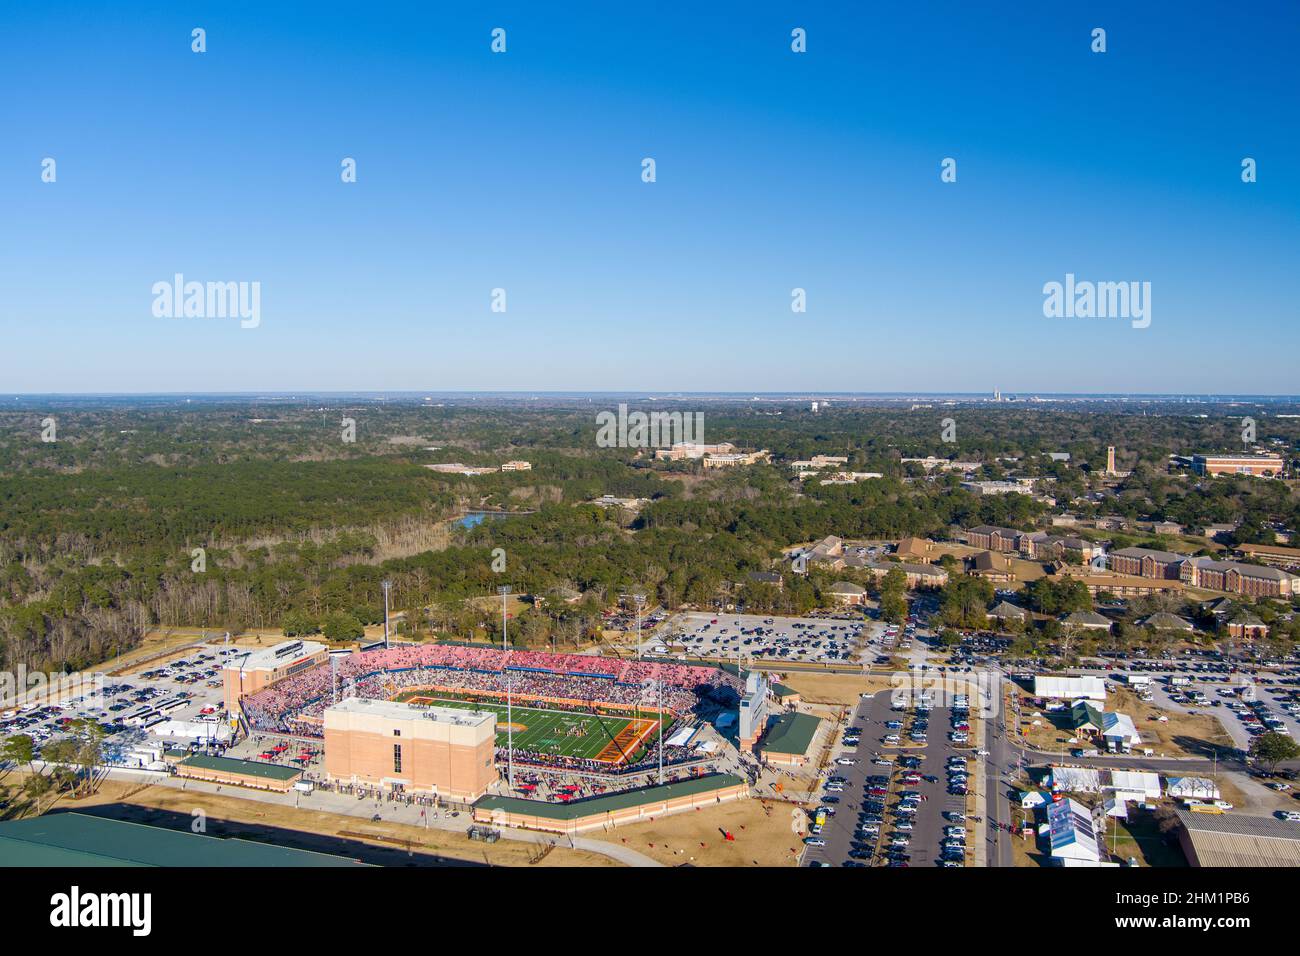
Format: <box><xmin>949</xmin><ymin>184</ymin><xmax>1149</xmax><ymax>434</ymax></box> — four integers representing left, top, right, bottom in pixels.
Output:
<box><xmin>2</xmin><ymin>396</ymin><xmax>1297</xmax><ymax>672</ymax></box>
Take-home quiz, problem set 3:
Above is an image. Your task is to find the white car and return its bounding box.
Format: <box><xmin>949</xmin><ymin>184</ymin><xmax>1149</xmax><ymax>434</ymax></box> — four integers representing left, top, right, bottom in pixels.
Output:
<box><xmin>1276</xmin><ymin>811</ymin><xmax>1300</xmax><ymax>822</ymax></box>
<box><xmin>835</xmin><ymin>757</ymin><xmax>857</xmax><ymax>765</ymax></box>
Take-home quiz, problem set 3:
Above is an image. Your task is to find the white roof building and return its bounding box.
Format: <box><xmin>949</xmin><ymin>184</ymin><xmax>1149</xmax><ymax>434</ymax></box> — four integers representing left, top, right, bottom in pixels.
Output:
<box><xmin>1047</xmin><ymin>797</ymin><xmax>1105</xmax><ymax>864</ymax></box>
<box><xmin>1102</xmin><ymin>712</ymin><xmax>1141</xmax><ymax>749</ymax></box>
<box><xmin>1034</xmin><ymin>675</ymin><xmax>1107</xmax><ymax>702</ymax></box>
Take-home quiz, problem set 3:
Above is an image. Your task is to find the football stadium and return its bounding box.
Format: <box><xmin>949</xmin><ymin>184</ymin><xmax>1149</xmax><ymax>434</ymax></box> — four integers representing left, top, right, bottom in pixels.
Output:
<box><xmin>237</xmin><ymin>644</ymin><xmax>743</xmax><ymax>776</ymax></box>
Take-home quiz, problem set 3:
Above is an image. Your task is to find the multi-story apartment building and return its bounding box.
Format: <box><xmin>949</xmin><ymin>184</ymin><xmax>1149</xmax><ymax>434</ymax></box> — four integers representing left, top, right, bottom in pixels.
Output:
<box><xmin>966</xmin><ymin>526</ymin><xmax>1095</xmax><ymax>565</ymax></box>
<box><xmin>702</xmin><ymin>449</ymin><xmax>770</xmax><ymax>469</ymax></box>
<box><xmin>969</xmin><ymin>550</ymin><xmax>1014</xmax><ymax>583</ymax></box>
<box><xmin>653</xmin><ymin>441</ymin><xmax>735</xmax><ymax>461</ymax></box>
<box><xmin>1109</xmin><ymin>547</ymin><xmax>1298</xmax><ymax>598</ymax></box>
<box><xmin>789</xmin><ymin>454</ymin><xmax>849</xmax><ymax>473</ymax></box>
<box><xmin>966</xmin><ymin>525</ymin><xmax>1024</xmax><ymax>552</ymax></box>
<box><xmin>1107</xmin><ymin>547</ymin><xmax>1184</xmax><ymax>580</ymax></box>
<box><xmin>1178</xmin><ymin>558</ymin><xmax>1297</xmax><ymax>598</ymax></box>
<box><xmin>861</xmin><ymin>561</ymin><xmax>949</xmax><ymax>590</ymax></box>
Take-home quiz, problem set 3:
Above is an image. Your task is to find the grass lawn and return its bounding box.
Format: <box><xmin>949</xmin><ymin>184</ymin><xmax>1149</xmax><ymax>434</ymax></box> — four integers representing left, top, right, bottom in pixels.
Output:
<box><xmin>1109</xmin><ymin>687</ymin><xmax>1234</xmax><ymax>758</ymax></box>
<box><xmin>1013</xmin><ymin>688</ymin><xmax>1233</xmax><ymax>759</ymax></box>
<box><xmin>1103</xmin><ymin>813</ymin><xmax>1187</xmax><ymax>867</ymax></box>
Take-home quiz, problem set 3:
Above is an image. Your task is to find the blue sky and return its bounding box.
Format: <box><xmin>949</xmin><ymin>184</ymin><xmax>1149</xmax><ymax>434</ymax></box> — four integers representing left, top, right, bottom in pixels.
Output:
<box><xmin>1</xmin><ymin>2</ymin><xmax>1296</xmax><ymax>394</ymax></box>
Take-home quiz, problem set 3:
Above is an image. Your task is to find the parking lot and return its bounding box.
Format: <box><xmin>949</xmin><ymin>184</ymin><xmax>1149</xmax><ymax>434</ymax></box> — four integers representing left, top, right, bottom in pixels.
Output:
<box><xmin>1143</xmin><ymin>674</ymin><xmax>1300</xmax><ymax>751</ymax></box>
<box><xmin>650</xmin><ymin>612</ymin><xmax>875</xmax><ymax>666</ymax></box>
<box><xmin>0</xmin><ymin>642</ymin><xmax>236</xmax><ymax>766</ymax></box>
<box><xmin>802</xmin><ymin>689</ymin><xmax>977</xmax><ymax>867</ymax></box>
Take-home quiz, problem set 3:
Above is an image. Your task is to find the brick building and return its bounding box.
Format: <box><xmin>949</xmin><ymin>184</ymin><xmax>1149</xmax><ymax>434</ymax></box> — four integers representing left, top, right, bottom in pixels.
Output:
<box><xmin>323</xmin><ymin>698</ymin><xmax>498</xmax><ymax>801</ymax></box>
<box><xmin>223</xmin><ymin>640</ymin><xmax>329</xmax><ymax>714</ymax></box>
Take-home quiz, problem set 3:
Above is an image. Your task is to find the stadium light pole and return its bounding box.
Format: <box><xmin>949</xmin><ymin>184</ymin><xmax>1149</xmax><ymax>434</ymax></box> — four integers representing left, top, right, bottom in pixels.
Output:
<box><xmin>633</xmin><ymin>592</ymin><xmax>646</xmax><ymax>660</ymax></box>
<box><xmin>382</xmin><ymin>579</ymin><xmax>393</xmax><ymax>649</ymax></box>
<box><xmin>658</xmin><ymin>677</ymin><xmax>664</xmax><ymax>785</ymax></box>
<box><xmin>500</xmin><ymin>585</ymin><xmax>513</xmax><ymax>789</ymax></box>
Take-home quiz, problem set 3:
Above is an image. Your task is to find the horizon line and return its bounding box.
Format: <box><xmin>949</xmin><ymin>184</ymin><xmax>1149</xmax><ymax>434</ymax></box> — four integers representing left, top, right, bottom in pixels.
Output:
<box><xmin>5</xmin><ymin>390</ymin><xmax>1300</xmax><ymax>402</ymax></box>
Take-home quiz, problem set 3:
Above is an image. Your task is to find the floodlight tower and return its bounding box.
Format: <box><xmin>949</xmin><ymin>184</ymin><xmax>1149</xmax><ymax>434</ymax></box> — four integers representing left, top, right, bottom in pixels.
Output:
<box><xmin>499</xmin><ymin>584</ymin><xmax>513</xmax><ymax>788</ymax></box>
<box><xmin>382</xmin><ymin>579</ymin><xmax>393</xmax><ymax>648</ymax></box>
<box><xmin>658</xmin><ymin>677</ymin><xmax>665</xmax><ymax>785</ymax></box>
<box><xmin>633</xmin><ymin>592</ymin><xmax>646</xmax><ymax>660</ymax></box>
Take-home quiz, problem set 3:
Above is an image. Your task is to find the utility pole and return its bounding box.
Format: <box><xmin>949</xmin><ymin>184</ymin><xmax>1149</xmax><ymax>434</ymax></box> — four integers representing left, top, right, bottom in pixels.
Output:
<box><xmin>382</xmin><ymin>580</ymin><xmax>393</xmax><ymax>649</ymax></box>
<box><xmin>500</xmin><ymin>585</ymin><xmax>513</xmax><ymax>789</ymax></box>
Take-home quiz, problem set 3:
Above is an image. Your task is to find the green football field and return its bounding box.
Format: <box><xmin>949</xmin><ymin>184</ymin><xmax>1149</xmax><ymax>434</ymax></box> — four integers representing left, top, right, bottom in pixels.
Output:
<box><xmin>394</xmin><ymin>694</ymin><xmax>669</xmax><ymax>763</ymax></box>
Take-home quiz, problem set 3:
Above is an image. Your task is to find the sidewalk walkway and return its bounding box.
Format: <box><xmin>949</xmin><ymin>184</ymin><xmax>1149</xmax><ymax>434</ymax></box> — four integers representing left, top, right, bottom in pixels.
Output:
<box><xmin>76</xmin><ymin>765</ymin><xmax>663</xmax><ymax>867</ymax></box>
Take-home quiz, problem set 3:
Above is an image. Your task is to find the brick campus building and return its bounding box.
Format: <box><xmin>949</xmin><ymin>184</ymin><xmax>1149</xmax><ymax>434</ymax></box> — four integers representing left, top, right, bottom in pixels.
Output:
<box><xmin>1191</xmin><ymin>453</ymin><xmax>1285</xmax><ymax>477</ymax></box>
<box><xmin>1108</xmin><ymin>547</ymin><xmax>1298</xmax><ymax>599</ymax></box>
<box><xmin>323</xmin><ymin>698</ymin><xmax>498</xmax><ymax>802</ymax></box>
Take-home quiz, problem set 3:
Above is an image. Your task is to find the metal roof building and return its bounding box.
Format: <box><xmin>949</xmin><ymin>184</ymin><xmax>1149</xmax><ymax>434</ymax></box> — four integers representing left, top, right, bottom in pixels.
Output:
<box><xmin>0</xmin><ymin>812</ymin><xmax>368</xmax><ymax>867</ymax></box>
<box><xmin>1176</xmin><ymin>809</ymin><xmax>1300</xmax><ymax>867</ymax></box>
<box><xmin>1046</xmin><ymin>797</ymin><xmax>1104</xmax><ymax>864</ymax></box>
<box><xmin>760</xmin><ymin>711</ymin><xmax>823</xmax><ymax>766</ymax></box>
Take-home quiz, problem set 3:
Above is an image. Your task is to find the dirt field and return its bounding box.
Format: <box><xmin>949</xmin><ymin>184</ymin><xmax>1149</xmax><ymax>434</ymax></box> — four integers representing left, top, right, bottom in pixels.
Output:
<box><xmin>1110</xmin><ymin>687</ymin><xmax>1235</xmax><ymax>757</ymax></box>
<box><xmin>586</xmin><ymin>796</ymin><xmax>802</xmax><ymax>866</ymax></box>
<box><xmin>774</xmin><ymin>672</ymin><xmax>897</xmax><ymax>706</ymax></box>
<box><xmin>10</xmin><ymin>774</ymin><xmax>615</xmax><ymax>868</ymax></box>
<box><xmin>1014</xmin><ymin>687</ymin><xmax>1233</xmax><ymax>759</ymax></box>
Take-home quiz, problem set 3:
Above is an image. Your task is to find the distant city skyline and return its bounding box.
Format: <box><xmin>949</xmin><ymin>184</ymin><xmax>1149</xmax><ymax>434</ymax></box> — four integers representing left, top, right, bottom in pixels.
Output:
<box><xmin>2</xmin><ymin>3</ymin><xmax>1297</xmax><ymax>393</ymax></box>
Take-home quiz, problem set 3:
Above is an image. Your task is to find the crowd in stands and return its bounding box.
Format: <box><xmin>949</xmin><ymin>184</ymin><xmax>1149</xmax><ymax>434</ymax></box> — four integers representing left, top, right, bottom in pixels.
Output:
<box><xmin>240</xmin><ymin>644</ymin><xmax>742</xmax><ymax>739</ymax></box>
<box><xmin>503</xmin><ymin>740</ymin><xmax>699</xmax><ymax>776</ymax></box>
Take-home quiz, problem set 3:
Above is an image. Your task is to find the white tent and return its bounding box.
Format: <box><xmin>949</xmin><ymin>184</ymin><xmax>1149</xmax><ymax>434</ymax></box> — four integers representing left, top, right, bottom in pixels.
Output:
<box><xmin>1165</xmin><ymin>776</ymin><xmax>1220</xmax><ymax>800</ymax></box>
<box><xmin>1034</xmin><ymin>675</ymin><xmax>1106</xmax><ymax>702</ymax></box>
<box><xmin>1108</xmin><ymin>770</ymin><xmax>1161</xmax><ymax>800</ymax></box>
<box><xmin>149</xmin><ymin>720</ymin><xmax>231</xmax><ymax>743</ymax></box>
<box><xmin>666</xmin><ymin>725</ymin><xmax>695</xmax><ymax>748</ymax></box>
<box><xmin>1050</xmin><ymin>766</ymin><xmax>1103</xmax><ymax>793</ymax></box>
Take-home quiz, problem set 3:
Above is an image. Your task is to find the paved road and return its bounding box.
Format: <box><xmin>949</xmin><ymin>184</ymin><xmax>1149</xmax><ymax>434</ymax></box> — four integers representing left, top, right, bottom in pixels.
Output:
<box><xmin>984</xmin><ymin>683</ymin><xmax>1018</xmax><ymax>867</ymax></box>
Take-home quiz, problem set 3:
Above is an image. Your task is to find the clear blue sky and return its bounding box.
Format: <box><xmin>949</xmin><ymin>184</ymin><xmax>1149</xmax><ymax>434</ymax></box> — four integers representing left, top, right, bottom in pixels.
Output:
<box><xmin>1</xmin><ymin>2</ymin><xmax>1296</xmax><ymax>394</ymax></box>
